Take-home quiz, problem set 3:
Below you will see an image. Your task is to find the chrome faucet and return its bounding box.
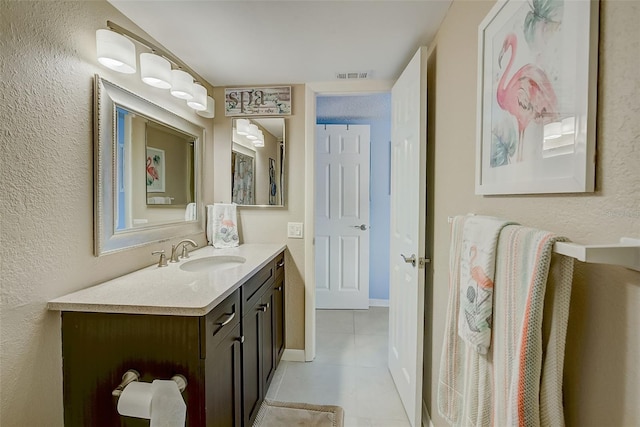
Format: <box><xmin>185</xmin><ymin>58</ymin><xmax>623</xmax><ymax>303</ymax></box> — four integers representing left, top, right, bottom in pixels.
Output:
<box><xmin>170</xmin><ymin>239</ymin><xmax>198</xmax><ymax>263</ymax></box>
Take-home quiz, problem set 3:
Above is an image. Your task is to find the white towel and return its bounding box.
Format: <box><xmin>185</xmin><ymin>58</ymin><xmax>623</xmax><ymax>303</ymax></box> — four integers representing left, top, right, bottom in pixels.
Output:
<box><xmin>147</xmin><ymin>196</ymin><xmax>172</xmax><ymax>204</ymax></box>
<box><xmin>207</xmin><ymin>203</ymin><xmax>239</xmax><ymax>248</ymax></box>
<box><xmin>458</xmin><ymin>215</ymin><xmax>516</xmax><ymax>354</ymax></box>
<box><xmin>184</xmin><ymin>202</ymin><xmax>197</xmax><ymax>221</ymax></box>
<box><xmin>438</xmin><ymin>215</ymin><xmax>494</xmax><ymax>426</ymax></box>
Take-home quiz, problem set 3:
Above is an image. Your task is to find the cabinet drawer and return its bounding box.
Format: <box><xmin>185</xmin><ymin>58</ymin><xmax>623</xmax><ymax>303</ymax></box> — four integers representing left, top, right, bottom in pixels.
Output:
<box><xmin>274</xmin><ymin>252</ymin><xmax>285</xmax><ymax>279</ymax></box>
<box><xmin>242</xmin><ymin>263</ymin><xmax>274</xmax><ymax>316</ymax></box>
<box><xmin>203</xmin><ymin>289</ymin><xmax>240</xmax><ymax>355</ymax></box>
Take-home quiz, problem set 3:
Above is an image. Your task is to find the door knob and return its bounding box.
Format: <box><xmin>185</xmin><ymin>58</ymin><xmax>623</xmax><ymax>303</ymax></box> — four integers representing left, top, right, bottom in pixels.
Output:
<box><xmin>401</xmin><ymin>254</ymin><xmax>416</xmax><ymax>267</ymax></box>
<box><xmin>352</xmin><ymin>224</ymin><xmax>368</xmax><ymax>231</ymax></box>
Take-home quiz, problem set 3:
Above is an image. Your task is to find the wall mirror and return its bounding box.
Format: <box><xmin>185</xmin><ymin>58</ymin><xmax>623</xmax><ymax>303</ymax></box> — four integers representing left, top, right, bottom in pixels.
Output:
<box><xmin>231</xmin><ymin>118</ymin><xmax>285</xmax><ymax>207</ymax></box>
<box><xmin>94</xmin><ymin>75</ymin><xmax>204</xmax><ymax>256</ymax></box>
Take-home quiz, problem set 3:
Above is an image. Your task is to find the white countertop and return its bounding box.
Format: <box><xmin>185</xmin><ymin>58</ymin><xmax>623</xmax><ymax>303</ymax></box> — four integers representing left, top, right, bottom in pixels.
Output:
<box><xmin>48</xmin><ymin>243</ymin><xmax>286</xmax><ymax>316</ymax></box>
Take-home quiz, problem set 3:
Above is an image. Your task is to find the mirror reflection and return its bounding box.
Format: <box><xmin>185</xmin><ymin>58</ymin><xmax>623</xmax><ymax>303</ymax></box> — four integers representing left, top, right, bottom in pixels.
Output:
<box><xmin>116</xmin><ymin>107</ymin><xmax>196</xmax><ymax>230</ymax></box>
<box><xmin>231</xmin><ymin>118</ymin><xmax>285</xmax><ymax>206</ymax></box>
<box><xmin>94</xmin><ymin>76</ymin><xmax>203</xmax><ymax>256</ymax></box>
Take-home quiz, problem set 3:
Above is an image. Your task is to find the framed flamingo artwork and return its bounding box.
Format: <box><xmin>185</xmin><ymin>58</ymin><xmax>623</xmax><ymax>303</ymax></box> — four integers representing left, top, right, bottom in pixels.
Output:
<box><xmin>146</xmin><ymin>147</ymin><xmax>165</xmax><ymax>193</ymax></box>
<box><xmin>475</xmin><ymin>0</ymin><xmax>599</xmax><ymax>195</ymax></box>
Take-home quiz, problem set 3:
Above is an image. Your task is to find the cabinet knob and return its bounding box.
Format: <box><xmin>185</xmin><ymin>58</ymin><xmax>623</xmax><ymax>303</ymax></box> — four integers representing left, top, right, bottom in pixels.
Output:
<box><xmin>236</xmin><ymin>336</ymin><xmax>244</xmax><ymax>344</ymax></box>
<box><xmin>277</xmin><ymin>261</ymin><xmax>284</xmax><ymax>268</ymax></box>
<box><xmin>274</xmin><ymin>286</ymin><xmax>283</xmax><ymax>291</ymax></box>
<box><xmin>260</xmin><ymin>303</ymin><xmax>269</xmax><ymax>312</ymax></box>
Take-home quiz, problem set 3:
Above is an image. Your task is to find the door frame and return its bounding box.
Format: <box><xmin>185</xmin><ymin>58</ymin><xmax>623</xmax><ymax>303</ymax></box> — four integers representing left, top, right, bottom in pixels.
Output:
<box><xmin>303</xmin><ymin>80</ymin><xmax>393</xmax><ymax>361</ymax></box>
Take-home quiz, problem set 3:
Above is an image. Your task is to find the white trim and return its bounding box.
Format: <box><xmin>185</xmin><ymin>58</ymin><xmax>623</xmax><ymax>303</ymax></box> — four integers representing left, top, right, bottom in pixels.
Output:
<box><xmin>422</xmin><ymin>399</ymin><xmax>433</xmax><ymax>427</ymax></box>
<box><xmin>369</xmin><ymin>298</ymin><xmax>389</xmax><ymax>307</ymax></box>
<box><xmin>304</xmin><ymin>85</ymin><xmax>316</xmax><ymax>362</ymax></box>
<box><xmin>304</xmin><ymin>80</ymin><xmax>394</xmax><ymax>363</ymax></box>
<box><xmin>281</xmin><ymin>349</ymin><xmax>306</xmax><ymax>362</ymax></box>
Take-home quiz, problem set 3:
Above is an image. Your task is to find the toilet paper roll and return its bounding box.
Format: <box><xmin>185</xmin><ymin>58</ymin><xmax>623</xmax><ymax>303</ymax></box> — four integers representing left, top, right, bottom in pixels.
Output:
<box><xmin>117</xmin><ymin>381</ymin><xmax>153</xmax><ymax>419</ymax></box>
<box><xmin>150</xmin><ymin>380</ymin><xmax>186</xmax><ymax>427</ymax></box>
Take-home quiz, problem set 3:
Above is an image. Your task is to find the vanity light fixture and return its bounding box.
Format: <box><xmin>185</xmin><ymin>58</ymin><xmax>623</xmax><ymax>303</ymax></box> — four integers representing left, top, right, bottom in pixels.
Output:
<box><xmin>253</xmin><ymin>130</ymin><xmax>265</xmax><ymax>147</ymax></box>
<box><xmin>236</xmin><ymin>119</ymin><xmax>251</xmax><ymax>136</ymax></box>
<box><xmin>561</xmin><ymin>116</ymin><xmax>575</xmax><ymax>135</ymax></box>
<box><xmin>140</xmin><ymin>53</ymin><xmax>172</xmax><ymax>89</ymax></box>
<box><xmin>187</xmin><ymin>83</ymin><xmax>207</xmax><ymax>111</ymax></box>
<box><xmin>96</xmin><ymin>29</ymin><xmax>136</xmax><ymax>74</ymax></box>
<box><xmin>196</xmin><ymin>96</ymin><xmax>216</xmax><ymax>118</ymax></box>
<box><xmin>246</xmin><ymin>124</ymin><xmax>259</xmax><ymax>140</ymax></box>
<box><xmin>96</xmin><ymin>21</ymin><xmax>215</xmax><ymax>114</ymax></box>
<box><xmin>543</xmin><ymin>121</ymin><xmax>562</xmax><ymax>140</ymax></box>
<box><xmin>170</xmin><ymin>70</ymin><xmax>194</xmax><ymax>100</ymax></box>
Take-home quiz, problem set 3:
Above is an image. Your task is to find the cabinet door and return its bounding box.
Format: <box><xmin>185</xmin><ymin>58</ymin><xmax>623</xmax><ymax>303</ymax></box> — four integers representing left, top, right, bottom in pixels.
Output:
<box><xmin>261</xmin><ymin>288</ymin><xmax>276</xmax><ymax>392</ymax></box>
<box><xmin>273</xmin><ymin>273</ymin><xmax>285</xmax><ymax>363</ymax></box>
<box><xmin>242</xmin><ymin>304</ymin><xmax>262</xmax><ymax>427</ymax></box>
<box><xmin>206</xmin><ymin>323</ymin><xmax>242</xmax><ymax>427</ymax></box>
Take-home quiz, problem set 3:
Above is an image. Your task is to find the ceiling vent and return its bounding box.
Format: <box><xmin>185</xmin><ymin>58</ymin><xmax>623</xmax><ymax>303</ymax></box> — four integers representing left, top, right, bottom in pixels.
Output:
<box><xmin>335</xmin><ymin>71</ymin><xmax>370</xmax><ymax>80</ymax></box>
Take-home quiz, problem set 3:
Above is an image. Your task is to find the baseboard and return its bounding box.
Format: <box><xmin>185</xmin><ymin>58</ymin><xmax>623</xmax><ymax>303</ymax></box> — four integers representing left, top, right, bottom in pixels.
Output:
<box><xmin>281</xmin><ymin>349</ymin><xmax>306</xmax><ymax>362</ymax></box>
<box><xmin>369</xmin><ymin>299</ymin><xmax>389</xmax><ymax>307</ymax></box>
<box><xmin>422</xmin><ymin>399</ymin><xmax>434</xmax><ymax>427</ymax></box>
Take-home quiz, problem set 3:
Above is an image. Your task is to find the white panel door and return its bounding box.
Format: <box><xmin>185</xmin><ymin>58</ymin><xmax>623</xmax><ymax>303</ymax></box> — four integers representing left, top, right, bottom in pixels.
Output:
<box><xmin>315</xmin><ymin>124</ymin><xmax>370</xmax><ymax>309</ymax></box>
<box><xmin>388</xmin><ymin>47</ymin><xmax>428</xmax><ymax>427</ymax></box>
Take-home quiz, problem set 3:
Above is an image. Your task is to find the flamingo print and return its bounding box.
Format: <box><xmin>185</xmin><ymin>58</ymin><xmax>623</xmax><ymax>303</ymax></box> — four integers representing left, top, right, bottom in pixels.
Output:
<box><xmin>469</xmin><ymin>246</ymin><xmax>493</xmax><ymax>290</ymax></box>
<box><xmin>496</xmin><ymin>33</ymin><xmax>558</xmax><ymax>162</ymax></box>
<box><xmin>219</xmin><ymin>213</ymin><xmax>236</xmax><ymax>228</ymax></box>
<box><xmin>463</xmin><ymin>246</ymin><xmax>494</xmax><ymax>332</ymax></box>
<box><xmin>146</xmin><ymin>157</ymin><xmax>159</xmax><ymax>181</ymax></box>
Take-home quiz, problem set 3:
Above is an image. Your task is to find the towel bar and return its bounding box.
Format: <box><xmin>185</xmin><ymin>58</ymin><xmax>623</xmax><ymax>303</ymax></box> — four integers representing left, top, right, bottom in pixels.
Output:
<box><xmin>446</xmin><ymin>216</ymin><xmax>640</xmax><ymax>271</ymax></box>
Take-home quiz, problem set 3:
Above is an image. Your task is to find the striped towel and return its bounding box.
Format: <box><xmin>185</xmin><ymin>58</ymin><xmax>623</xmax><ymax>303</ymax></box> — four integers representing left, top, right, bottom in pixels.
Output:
<box><xmin>458</xmin><ymin>215</ymin><xmax>516</xmax><ymax>354</ymax></box>
<box><xmin>492</xmin><ymin>226</ymin><xmax>573</xmax><ymax>427</ymax></box>
<box><xmin>438</xmin><ymin>220</ymin><xmax>574</xmax><ymax>427</ymax></box>
<box><xmin>207</xmin><ymin>203</ymin><xmax>239</xmax><ymax>248</ymax></box>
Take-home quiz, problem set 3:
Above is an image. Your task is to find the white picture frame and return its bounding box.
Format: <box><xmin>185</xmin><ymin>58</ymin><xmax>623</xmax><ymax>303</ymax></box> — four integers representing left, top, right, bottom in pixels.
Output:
<box><xmin>475</xmin><ymin>0</ymin><xmax>599</xmax><ymax>195</ymax></box>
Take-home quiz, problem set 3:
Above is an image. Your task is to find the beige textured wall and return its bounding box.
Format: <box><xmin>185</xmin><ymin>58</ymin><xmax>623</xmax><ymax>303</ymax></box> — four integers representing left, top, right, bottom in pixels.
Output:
<box><xmin>426</xmin><ymin>1</ymin><xmax>640</xmax><ymax>426</ymax></box>
<box><xmin>0</xmin><ymin>1</ymin><xmax>214</xmax><ymax>425</ymax></box>
<box><xmin>212</xmin><ymin>85</ymin><xmax>307</xmax><ymax>350</ymax></box>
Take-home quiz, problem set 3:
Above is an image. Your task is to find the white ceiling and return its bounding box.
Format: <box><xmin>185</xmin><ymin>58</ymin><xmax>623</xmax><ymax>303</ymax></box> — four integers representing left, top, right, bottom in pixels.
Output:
<box><xmin>108</xmin><ymin>0</ymin><xmax>452</xmax><ymax>87</ymax></box>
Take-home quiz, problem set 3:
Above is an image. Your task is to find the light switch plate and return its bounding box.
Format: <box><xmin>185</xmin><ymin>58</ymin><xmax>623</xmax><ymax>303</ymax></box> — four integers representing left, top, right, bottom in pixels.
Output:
<box><xmin>287</xmin><ymin>222</ymin><xmax>303</xmax><ymax>239</ymax></box>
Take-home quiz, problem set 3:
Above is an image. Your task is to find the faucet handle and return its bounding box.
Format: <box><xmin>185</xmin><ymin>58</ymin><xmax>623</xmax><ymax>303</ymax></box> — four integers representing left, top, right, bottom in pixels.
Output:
<box><xmin>151</xmin><ymin>250</ymin><xmax>168</xmax><ymax>267</ymax></box>
<box><xmin>181</xmin><ymin>244</ymin><xmax>192</xmax><ymax>259</ymax></box>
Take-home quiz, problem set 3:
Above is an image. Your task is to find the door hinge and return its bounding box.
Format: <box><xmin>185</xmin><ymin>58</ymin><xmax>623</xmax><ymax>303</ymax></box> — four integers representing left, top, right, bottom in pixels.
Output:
<box><xmin>418</xmin><ymin>257</ymin><xmax>431</xmax><ymax>269</ymax></box>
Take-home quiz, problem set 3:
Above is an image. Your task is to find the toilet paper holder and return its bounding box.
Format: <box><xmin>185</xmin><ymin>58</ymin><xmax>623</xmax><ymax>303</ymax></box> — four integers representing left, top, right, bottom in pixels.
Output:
<box><xmin>112</xmin><ymin>369</ymin><xmax>187</xmax><ymax>397</ymax></box>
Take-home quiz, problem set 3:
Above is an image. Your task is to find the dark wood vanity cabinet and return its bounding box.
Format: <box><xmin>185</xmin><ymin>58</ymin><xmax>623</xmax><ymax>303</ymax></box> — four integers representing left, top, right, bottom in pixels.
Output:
<box><xmin>60</xmin><ymin>252</ymin><xmax>284</xmax><ymax>427</ymax></box>
<box><xmin>204</xmin><ymin>289</ymin><xmax>243</xmax><ymax>427</ymax></box>
<box><xmin>240</xmin><ymin>252</ymin><xmax>286</xmax><ymax>426</ymax></box>
<box><xmin>273</xmin><ymin>253</ymin><xmax>286</xmax><ymax>363</ymax></box>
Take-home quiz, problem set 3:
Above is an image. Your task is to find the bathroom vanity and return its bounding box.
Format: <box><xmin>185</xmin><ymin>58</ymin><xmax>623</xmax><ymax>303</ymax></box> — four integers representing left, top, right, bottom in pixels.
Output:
<box><xmin>49</xmin><ymin>243</ymin><xmax>286</xmax><ymax>427</ymax></box>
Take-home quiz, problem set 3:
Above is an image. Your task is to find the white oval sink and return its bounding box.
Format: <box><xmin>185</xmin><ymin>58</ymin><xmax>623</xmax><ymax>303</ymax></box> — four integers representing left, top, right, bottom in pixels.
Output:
<box><xmin>179</xmin><ymin>255</ymin><xmax>246</xmax><ymax>272</ymax></box>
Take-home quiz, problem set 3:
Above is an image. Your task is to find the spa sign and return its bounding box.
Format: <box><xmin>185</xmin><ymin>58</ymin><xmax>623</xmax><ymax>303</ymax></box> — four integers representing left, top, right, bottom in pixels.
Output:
<box><xmin>225</xmin><ymin>86</ymin><xmax>291</xmax><ymax>116</ymax></box>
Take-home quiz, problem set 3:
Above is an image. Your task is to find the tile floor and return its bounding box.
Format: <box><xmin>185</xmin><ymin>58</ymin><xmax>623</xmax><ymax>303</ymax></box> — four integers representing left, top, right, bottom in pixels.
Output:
<box><xmin>265</xmin><ymin>307</ymin><xmax>411</xmax><ymax>427</ymax></box>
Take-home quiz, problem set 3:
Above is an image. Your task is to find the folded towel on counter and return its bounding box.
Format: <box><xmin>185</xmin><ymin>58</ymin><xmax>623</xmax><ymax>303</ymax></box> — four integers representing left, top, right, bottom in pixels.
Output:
<box><xmin>458</xmin><ymin>215</ymin><xmax>517</xmax><ymax>354</ymax></box>
<box><xmin>492</xmin><ymin>226</ymin><xmax>573</xmax><ymax>427</ymax></box>
<box><xmin>147</xmin><ymin>196</ymin><xmax>172</xmax><ymax>204</ymax></box>
<box><xmin>184</xmin><ymin>203</ymin><xmax>197</xmax><ymax>221</ymax></box>
<box><xmin>207</xmin><ymin>203</ymin><xmax>239</xmax><ymax>248</ymax></box>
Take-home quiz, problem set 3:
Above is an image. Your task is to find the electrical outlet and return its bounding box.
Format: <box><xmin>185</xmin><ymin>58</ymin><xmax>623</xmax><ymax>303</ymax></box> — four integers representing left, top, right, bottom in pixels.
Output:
<box><xmin>287</xmin><ymin>222</ymin><xmax>303</xmax><ymax>239</ymax></box>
